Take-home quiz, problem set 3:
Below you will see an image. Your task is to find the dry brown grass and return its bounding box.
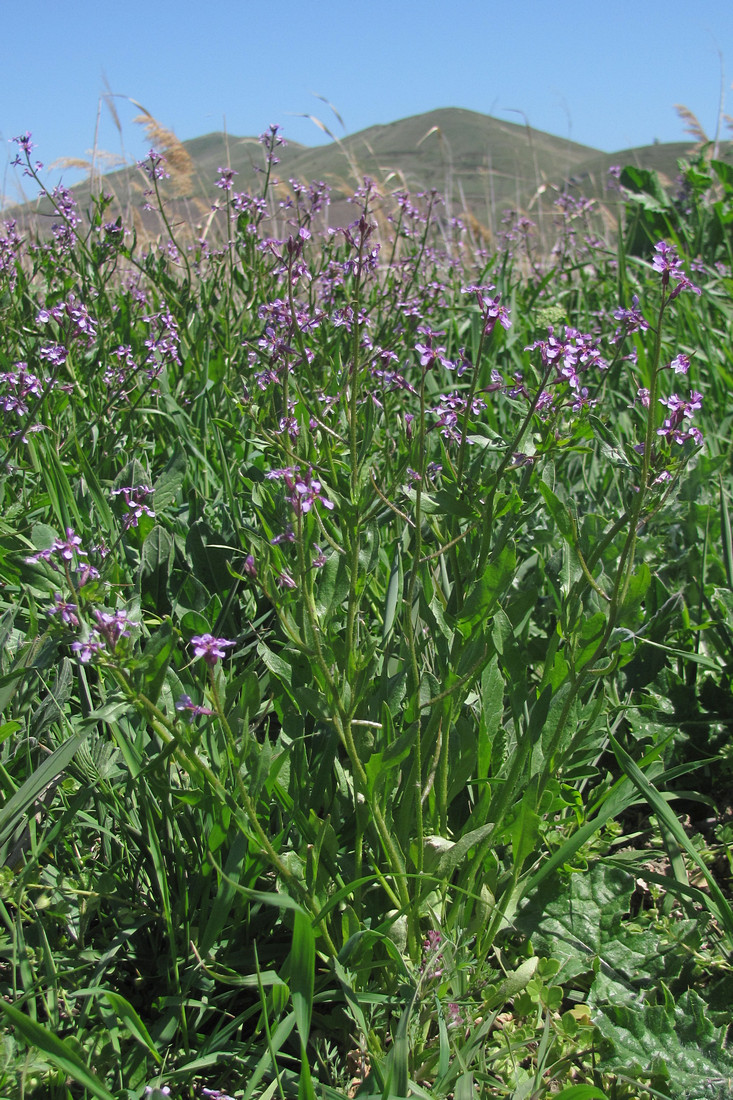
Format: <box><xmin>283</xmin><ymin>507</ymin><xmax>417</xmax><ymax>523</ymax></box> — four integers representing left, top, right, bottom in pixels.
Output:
<box><xmin>132</xmin><ymin>105</ymin><xmax>195</xmax><ymax>199</ymax></box>
<box><xmin>674</xmin><ymin>104</ymin><xmax>710</xmax><ymax>146</ymax></box>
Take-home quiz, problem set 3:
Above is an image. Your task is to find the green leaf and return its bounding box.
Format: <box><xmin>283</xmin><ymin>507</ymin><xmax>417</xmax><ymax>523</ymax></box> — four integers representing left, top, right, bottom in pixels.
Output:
<box><xmin>381</xmin><ymin>540</ymin><xmax>403</xmax><ymax>644</ymax></box>
<box><xmin>140</xmin><ymin>524</ymin><xmax>174</xmax><ymax>608</ymax></box>
<box><xmin>314</xmin><ymin>549</ymin><xmax>350</xmax><ymax>623</ymax></box>
<box><xmin>141</xmin><ymin>617</ymin><xmax>175</xmax><ymax>704</ymax></box>
<box><xmin>478</xmin><ymin>655</ymin><xmax>504</xmax><ymax>778</ymax></box>
<box><xmin>291</xmin><ymin>910</ymin><xmax>315</xmax><ymax>1050</ymax></box>
<box><xmin>594</xmin><ymin>987</ymin><xmax>733</xmax><ymax>1099</ymax></box>
<box><xmin>153</xmin><ymin>447</ymin><xmax>187</xmax><ymax>511</ymax></box>
<box><xmin>0</xmin><ymin>728</ymin><xmax>90</xmax><ymax>853</ymax></box>
<box><xmin>553</xmin><ymin>1088</ymin><xmax>608</xmax><ymax>1100</ymax></box>
<box><xmin>102</xmin><ymin>990</ymin><xmax>162</xmax><ymax>1062</ymax></box>
<box><xmin>0</xmin><ymin>1001</ymin><xmax>115</xmax><ymax>1100</ymax></box>
<box><xmin>610</xmin><ymin>735</ymin><xmax>733</xmax><ymax>941</ymax></box>
<box><xmin>456</xmin><ymin>544</ymin><xmax>515</xmax><ymax>639</ymax></box>
<box><xmin>510</xmin><ymin>797</ymin><xmax>541</xmax><ymax>867</ymax></box>
<box><xmin>538</xmin><ymin>481</ymin><xmax>575</xmax><ymax>543</ymax></box>
<box><xmin>515</xmin><ymin>862</ymin><xmax>636</xmax><ymax>985</ymax></box>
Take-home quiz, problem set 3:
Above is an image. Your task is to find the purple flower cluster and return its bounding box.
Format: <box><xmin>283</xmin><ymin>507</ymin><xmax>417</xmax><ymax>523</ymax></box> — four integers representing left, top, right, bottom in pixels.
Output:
<box><xmin>612</xmin><ymin>295</ymin><xmax>649</xmax><ymax>343</ymax></box>
<box><xmin>10</xmin><ymin>132</ymin><xmax>43</xmax><ymax>177</ymax></box>
<box><xmin>431</xmin><ymin>392</ymin><xmax>487</xmax><ymax>444</ymax></box>
<box><xmin>137</xmin><ymin>149</ymin><xmax>170</xmax><ymax>182</ymax></box>
<box><xmin>143</xmin><ymin>308</ymin><xmax>181</xmax><ymax>374</ymax></box>
<box><xmin>215</xmin><ymin>166</ymin><xmax>238</xmax><ymax>191</ymax></box>
<box><xmin>526</xmin><ymin>326</ymin><xmax>608</xmax><ymax>391</ymax></box>
<box><xmin>657</xmin><ymin>390</ymin><xmax>703</xmax><ymax>447</ymax></box>
<box><xmin>26</xmin><ymin>527</ymin><xmax>102</xmax><ymax>587</ymax></box>
<box><xmin>0</xmin><ymin>364</ymin><xmax>71</xmax><ymax>441</ymax></box>
<box><xmin>652</xmin><ymin>241</ymin><xmax>701</xmax><ymax>299</ymax></box>
<box><xmin>258</xmin><ymin>123</ymin><xmax>286</xmax><ymax>166</ymax></box>
<box><xmin>71</xmin><ymin>608</ymin><xmax>139</xmax><ymax>664</ymax></box>
<box><xmin>463</xmin><ymin>283</ymin><xmax>512</xmax><ymax>336</ymax></box>
<box><xmin>111</xmin><ymin>484</ymin><xmax>156</xmax><ymax>529</ymax></box>
<box><xmin>0</xmin><ymin>219</ymin><xmax>23</xmax><ymax>290</ymax></box>
<box><xmin>190</xmin><ymin>634</ymin><xmax>236</xmax><ymax>667</ymax></box>
<box><xmin>265</xmin><ymin>466</ymin><xmax>334</xmax><ymax>515</ymax></box>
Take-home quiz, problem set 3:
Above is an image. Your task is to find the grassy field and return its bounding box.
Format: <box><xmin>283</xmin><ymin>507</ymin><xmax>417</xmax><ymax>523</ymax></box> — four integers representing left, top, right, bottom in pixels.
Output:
<box><xmin>1</xmin><ymin>125</ymin><xmax>733</xmax><ymax>1100</ymax></box>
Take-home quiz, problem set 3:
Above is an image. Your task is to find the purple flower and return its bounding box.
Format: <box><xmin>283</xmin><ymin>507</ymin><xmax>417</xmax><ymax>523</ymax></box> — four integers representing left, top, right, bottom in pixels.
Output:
<box><xmin>112</xmin><ymin>484</ymin><xmax>156</xmax><ymax>529</ymax></box>
<box><xmin>48</xmin><ymin>593</ymin><xmax>79</xmax><ymax>628</ymax></box>
<box><xmin>56</xmin><ymin>528</ymin><xmax>86</xmax><ymax>562</ymax></box>
<box><xmin>39</xmin><ymin>344</ymin><xmax>68</xmax><ymax>367</ymax></box>
<box><xmin>652</xmin><ymin>241</ymin><xmax>701</xmax><ymax>298</ymax></box>
<box><xmin>657</xmin><ymin>390</ymin><xmax>704</xmax><ymax>445</ymax></box>
<box><xmin>76</xmin><ymin>562</ymin><xmax>101</xmax><ymax>587</ymax></box>
<box><xmin>138</xmin><ymin>150</ymin><xmax>170</xmax><ymax>182</ymax></box>
<box><xmin>465</xmin><ymin>285</ymin><xmax>512</xmax><ymax>335</ymax></box>
<box><xmin>190</xmin><ymin>633</ymin><xmax>236</xmax><ymax>666</ymax></box>
<box><xmin>216</xmin><ymin>166</ymin><xmax>238</xmax><ymax>191</ymax></box>
<box><xmin>266</xmin><ymin>466</ymin><xmax>334</xmax><ymax>515</ymax></box>
<box><xmin>175</xmin><ymin>694</ymin><xmax>216</xmax><ymax>720</ymax></box>
<box><xmin>71</xmin><ymin>638</ymin><xmax>104</xmax><ymax>664</ymax></box>
<box><xmin>12</xmin><ymin>132</ymin><xmax>34</xmax><ymax>156</ymax></box>
<box><xmin>613</xmin><ymin>295</ymin><xmax>649</xmax><ymax>342</ymax></box>
<box><xmin>668</xmin><ymin>353</ymin><xmax>691</xmax><ymax>375</ymax></box>
<box><xmin>93</xmin><ymin>608</ymin><xmax>139</xmax><ymax>647</ymax></box>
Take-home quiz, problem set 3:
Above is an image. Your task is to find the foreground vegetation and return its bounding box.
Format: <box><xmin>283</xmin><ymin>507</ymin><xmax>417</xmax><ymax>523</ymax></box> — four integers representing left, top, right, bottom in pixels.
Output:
<box><xmin>1</xmin><ymin>126</ymin><xmax>733</xmax><ymax>1100</ymax></box>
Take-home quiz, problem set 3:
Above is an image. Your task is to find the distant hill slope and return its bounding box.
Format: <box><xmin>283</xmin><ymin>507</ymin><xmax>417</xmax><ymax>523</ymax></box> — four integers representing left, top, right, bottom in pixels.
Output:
<box><xmin>6</xmin><ymin>107</ymin><xmax>725</xmax><ymax>239</ymax></box>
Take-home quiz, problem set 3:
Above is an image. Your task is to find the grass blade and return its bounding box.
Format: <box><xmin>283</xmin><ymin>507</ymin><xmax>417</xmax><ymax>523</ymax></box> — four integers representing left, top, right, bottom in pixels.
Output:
<box><xmin>0</xmin><ymin>1001</ymin><xmax>116</xmax><ymax>1100</ymax></box>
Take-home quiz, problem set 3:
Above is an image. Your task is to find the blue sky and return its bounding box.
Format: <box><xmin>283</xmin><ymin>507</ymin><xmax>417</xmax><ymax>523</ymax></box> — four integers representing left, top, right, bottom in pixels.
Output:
<box><xmin>2</xmin><ymin>0</ymin><xmax>732</xmax><ymax>204</ymax></box>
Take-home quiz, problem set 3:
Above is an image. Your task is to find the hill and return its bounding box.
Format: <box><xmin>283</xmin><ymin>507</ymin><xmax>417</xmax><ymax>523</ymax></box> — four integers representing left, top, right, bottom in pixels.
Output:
<box><xmin>5</xmin><ymin>107</ymin><xmax>725</xmax><ymax>241</ymax></box>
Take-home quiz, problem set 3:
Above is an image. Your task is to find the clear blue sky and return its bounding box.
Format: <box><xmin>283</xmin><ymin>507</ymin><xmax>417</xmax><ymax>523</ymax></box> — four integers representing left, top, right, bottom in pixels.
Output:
<box><xmin>2</xmin><ymin>0</ymin><xmax>732</xmax><ymax>204</ymax></box>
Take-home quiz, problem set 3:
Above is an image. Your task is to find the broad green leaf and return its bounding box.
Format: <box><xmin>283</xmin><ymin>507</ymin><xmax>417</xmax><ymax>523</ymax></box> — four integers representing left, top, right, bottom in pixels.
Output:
<box><xmin>140</xmin><ymin>524</ymin><xmax>174</xmax><ymax>607</ymax></box>
<box><xmin>153</xmin><ymin>447</ymin><xmax>187</xmax><ymax>510</ymax></box>
<box><xmin>594</xmin><ymin>987</ymin><xmax>733</xmax><ymax>1099</ymax></box>
<box><xmin>455</xmin><ymin>544</ymin><xmax>515</xmax><ymax>638</ymax></box>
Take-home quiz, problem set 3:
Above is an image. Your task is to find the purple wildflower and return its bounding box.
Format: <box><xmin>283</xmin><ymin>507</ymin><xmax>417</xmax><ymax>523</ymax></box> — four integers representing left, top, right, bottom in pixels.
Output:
<box><xmin>613</xmin><ymin>295</ymin><xmax>649</xmax><ymax>342</ymax></box>
<box><xmin>71</xmin><ymin>637</ymin><xmax>104</xmax><ymax>664</ymax></box>
<box><xmin>48</xmin><ymin>593</ymin><xmax>79</xmax><ymax>628</ymax></box>
<box><xmin>175</xmin><ymin>695</ymin><xmax>216</xmax><ymax>720</ymax></box>
<box><xmin>190</xmin><ymin>633</ymin><xmax>236</xmax><ymax>667</ymax></box>
<box><xmin>55</xmin><ymin>528</ymin><xmax>86</xmax><ymax>563</ymax></box>
<box><xmin>266</xmin><ymin>466</ymin><xmax>334</xmax><ymax>515</ymax></box>
<box><xmin>112</xmin><ymin>484</ymin><xmax>156</xmax><ymax>529</ymax></box>
<box><xmin>652</xmin><ymin>241</ymin><xmax>701</xmax><ymax>299</ymax></box>
<box><xmin>138</xmin><ymin>150</ymin><xmax>170</xmax><ymax>182</ymax></box>
<box><xmin>216</xmin><ymin>166</ymin><xmax>238</xmax><ymax>191</ymax></box>
<box><xmin>657</xmin><ymin>390</ymin><xmax>704</xmax><ymax>445</ymax></box>
<box><xmin>668</xmin><ymin>353</ymin><xmax>691</xmax><ymax>375</ymax></box>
